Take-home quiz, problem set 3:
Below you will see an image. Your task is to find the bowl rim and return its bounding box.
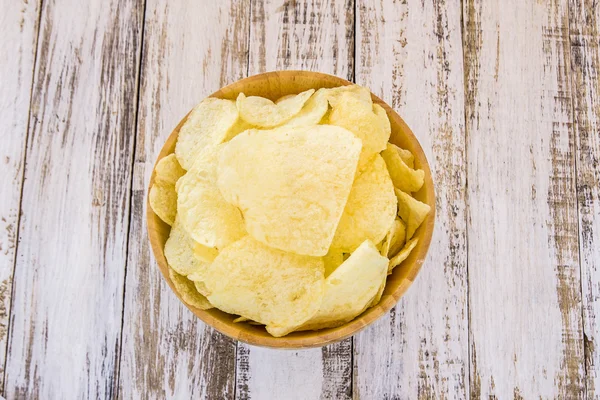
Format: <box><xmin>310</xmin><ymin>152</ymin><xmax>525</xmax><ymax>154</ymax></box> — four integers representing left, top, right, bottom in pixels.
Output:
<box><xmin>146</xmin><ymin>70</ymin><xmax>436</xmax><ymax>348</ymax></box>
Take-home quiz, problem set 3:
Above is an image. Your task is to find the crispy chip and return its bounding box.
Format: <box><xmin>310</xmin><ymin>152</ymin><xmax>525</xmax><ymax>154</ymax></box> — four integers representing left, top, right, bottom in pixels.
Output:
<box><xmin>193</xmin><ymin>243</ymin><xmax>218</xmax><ymax>263</ymax></box>
<box><xmin>175</xmin><ymin>98</ymin><xmax>239</xmax><ymax>170</ymax></box>
<box><xmin>373</xmin><ymin>104</ymin><xmax>391</xmax><ymax>139</ymax></box>
<box><xmin>369</xmin><ymin>279</ymin><xmax>386</xmax><ymax>308</ymax></box>
<box><xmin>386</xmin><ymin>218</ymin><xmax>407</xmax><ymax>258</ymax></box>
<box><xmin>204</xmin><ymin>236</ymin><xmax>325</xmax><ymax>337</ymax></box>
<box><xmin>388</xmin><ymin>237</ymin><xmax>419</xmax><ymax>272</ymax></box>
<box><xmin>217</xmin><ymin>125</ymin><xmax>361</xmax><ymax>256</ymax></box>
<box><xmin>331</xmin><ymin>155</ymin><xmax>397</xmax><ymax>253</ymax></box>
<box><xmin>381</xmin><ymin>143</ymin><xmax>425</xmax><ymax>193</ymax></box>
<box><xmin>177</xmin><ymin>168</ymin><xmax>246</xmax><ymax>249</ymax></box>
<box><xmin>164</xmin><ymin>217</ymin><xmax>211</xmax><ymax>277</ymax></box>
<box><xmin>149</xmin><ymin>154</ymin><xmax>186</xmax><ymax>226</ymax></box>
<box><xmin>323</xmin><ymin>249</ymin><xmax>344</xmax><ymax>277</ymax></box>
<box><xmin>298</xmin><ymin>240</ymin><xmax>388</xmax><ymax>331</ymax></box>
<box><xmin>233</xmin><ymin>316</ymin><xmax>249</xmax><ymax>323</ymax></box>
<box><xmin>169</xmin><ymin>267</ymin><xmax>212</xmax><ymax>310</ymax></box>
<box><xmin>278</xmin><ymin>88</ymin><xmax>329</xmax><ymax>128</ymax></box>
<box><xmin>395</xmin><ymin>189</ymin><xmax>431</xmax><ymax>240</ymax></box>
<box><xmin>155</xmin><ymin>154</ymin><xmax>186</xmax><ymax>183</ymax></box>
<box><xmin>149</xmin><ymin>181</ymin><xmax>177</xmax><ymax>225</ymax></box>
<box><xmin>324</xmin><ymin>84</ymin><xmax>372</xmax><ymax>107</ymax></box>
<box><xmin>193</xmin><ymin>280</ymin><xmax>210</xmax><ymax>297</ymax></box>
<box><xmin>328</xmin><ymin>92</ymin><xmax>390</xmax><ymax>169</ymax></box>
<box><xmin>236</xmin><ymin>89</ymin><xmax>314</xmax><ymax>128</ymax></box>
<box><xmin>397</xmin><ymin>147</ymin><xmax>415</xmax><ymax>168</ymax></box>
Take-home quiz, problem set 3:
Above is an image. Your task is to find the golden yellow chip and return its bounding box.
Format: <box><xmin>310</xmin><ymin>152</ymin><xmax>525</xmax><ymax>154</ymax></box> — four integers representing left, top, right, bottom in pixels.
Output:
<box><xmin>236</xmin><ymin>89</ymin><xmax>314</xmax><ymax>128</ymax></box>
<box><xmin>193</xmin><ymin>243</ymin><xmax>218</xmax><ymax>263</ymax></box>
<box><xmin>328</xmin><ymin>92</ymin><xmax>390</xmax><ymax>170</ymax></box>
<box><xmin>298</xmin><ymin>240</ymin><xmax>388</xmax><ymax>331</ymax></box>
<box><xmin>388</xmin><ymin>237</ymin><xmax>419</xmax><ymax>272</ymax></box>
<box><xmin>177</xmin><ymin>169</ymin><xmax>246</xmax><ymax>249</ymax></box>
<box><xmin>155</xmin><ymin>154</ymin><xmax>186</xmax><ymax>183</ymax></box>
<box><xmin>369</xmin><ymin>279</ymin><xmax>386</xmax><ymax>308</ymax></box>
<box><xmin>331</xmin><ymin>155</ymin><xmax>397</xmax><ymax>253</ymax></box>
<box><xmin>278</xmin><ymin>88</ymin><xmax>329</xmax><ymax>128</ymax></box>
<box><xmin>149</xmin><ymin>154</ymin><xmax>186</xmax><ymax>226</ymax></box>
<box><xmin>204</xmin><ymin>236</ymin><xmax>325</xmax><ymax>337</ymax></box>
<box><xmin>324</xmin><ymin>84</ymin><xmax>372</xmax><ymax>107</ymax></box>
<box><xmin>387</xmin><ymin>218</ymin><xmax>407</xmax><ymax>257</ymax></box>
<box><xmin>193</xmin><ymin>280</ymin><xmax>209</xmax><ymax>297</ymax></box>
<box><xmin>397</xmin><ymin>147</ymin><xmax>415</xmax><ymax>168</ymax></box>
<box><xmin>217</xmin><ymin>125</ymin><xmax>361</xmax><ymax>256</ymax></box>
<box><xmin>164</xmin><ymin>217</ymin><xmax>211</xmax><ymax>277</ymax></box>
<box><xmin>168</xmin><ymin>267</ymin><xmax>212</xmax><ymax>310</ymax></box>
<box><xmin>149</xmin><ymin>181</ymin><xmax>177</xmax><ymax>226</ymax></box>
<box><xmin>175</xmin><ymin>98</ymin><xmax>239</xmax><ymax>170</ymax></box>
<box><xmin>323</xmin><ymin>249</ymin><xmax>344</xmax><ymax>277</ymax></box>
<box><xmin>395</xmin><ymin>189</ymin><xmax>431</xmax><ymax>240</ymax></box>
<box><xmin>373</xmin><ymin>104</ymin><xmax>391</xmax><ymax>139</ymax></box>
<box><xmin>379</xmin><ymin>217</ymin><xmax>406</xmax><ymax>257</ymax></box>
<box><xmin>381</xmin><ymin>143</ymin><xmax>425</xmax><ymax>193</ymax></box>
<box><xmin>233</xmin><ymin>316</ymin><xmax>249</xmax><ymax>323</ymax></box>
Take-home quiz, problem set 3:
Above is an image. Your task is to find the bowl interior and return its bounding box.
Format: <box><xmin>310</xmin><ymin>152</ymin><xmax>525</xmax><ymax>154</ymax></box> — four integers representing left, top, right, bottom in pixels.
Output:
<box><xmin>147</xmin><ymin>71</ymin><xmax>436</xmax><ymax>348</ymax></box>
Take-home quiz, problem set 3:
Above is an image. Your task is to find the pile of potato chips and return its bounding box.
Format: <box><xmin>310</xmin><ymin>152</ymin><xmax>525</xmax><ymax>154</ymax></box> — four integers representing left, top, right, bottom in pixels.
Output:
<box><xmin>149</xmin><ymin>85</ymin><xmax>431</xmax><ymax>337</ymax></box>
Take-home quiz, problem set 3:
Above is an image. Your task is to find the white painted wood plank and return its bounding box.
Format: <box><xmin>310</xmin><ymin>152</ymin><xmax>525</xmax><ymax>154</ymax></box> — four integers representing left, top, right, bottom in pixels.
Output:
<box><xmin>568</xmin><ymin>1</ymin><xmax>600</xmax><ymax>396</ymax></box>
<box><xmin>118</xmin><ymin>1</ymin><xmax>249</xmax><ymax>398</ymax></box>
<box><xmin>236</xmin><ymin>1</ymin><xmax>354</xmax><ymax>399</ymax></box>
<box><xmin>463</xmin><ymin>0</ymin><xmax>584</xmax><ymax>397</ymax></box>
<box><xmin>3</xmin><ymin>0</ymin><xmax>144</xmax><ymax>398</ymax></box>
<box><xmin>353</xmin><ymin>0</ymin><xmax>469</xmax><ymax>398</ymax></box>
<box><xmin>0</xmin><ymin>0</ymin><xmax>41</xmax><ymax>392</ymax></box>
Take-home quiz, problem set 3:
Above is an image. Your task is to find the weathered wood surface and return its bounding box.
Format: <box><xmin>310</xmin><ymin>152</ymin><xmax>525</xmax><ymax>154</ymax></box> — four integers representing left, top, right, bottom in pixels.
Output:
<box><xmin>3</xmin><ymin>0</ymin><xmax>144</xmax><ymax>398</ymax></box>
<box><xmin>464</xmin><ymin>0</ymin><xmax>584</xmax><ymax>397</ymax></box>
<box><xmin>569</xmin><ymin>0</ymin><xmax>600</xmax><ymax>396</ymax></box>
<box><xmin>236</xmin><ymin>1</ymin><xmax>353</xmax><ymax>399</ymax></box>
<box><xmin>2</xmin><ymin>0</ymin><xmax>600</xmax><ymax>398</ymax></box>
<box><xmin>353</xmin><ymin>0</ymin><xmax>469</xmax><ymax>398</ymax></box>
<box><xmin>0</xmin><ymin>0</ymin><xmax>41</xmax><ymax>393</ymax></box>
<box><xmin>118</xmin><ymin>1</ymin><xmax>249</xmax><ymax>399</ymax></box>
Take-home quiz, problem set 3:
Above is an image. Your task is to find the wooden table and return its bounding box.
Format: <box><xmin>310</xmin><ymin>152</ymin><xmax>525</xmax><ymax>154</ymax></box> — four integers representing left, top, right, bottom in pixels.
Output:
<box><xmin>1</xmin><ymin>0</ymin><xmax>599</xmax><ymax>398</ymax></box>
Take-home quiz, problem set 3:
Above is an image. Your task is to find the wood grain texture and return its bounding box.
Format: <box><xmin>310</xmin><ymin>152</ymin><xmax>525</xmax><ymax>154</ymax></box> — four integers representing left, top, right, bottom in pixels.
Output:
<box><xmin>3</xmin><ymin>0</ymin><xmax>143</xmax><ymax>398</ymax></box>
<box><xmin>118</xmin><ymin>1</ymin><xmax>249</xmax><ymax>399</ymax></box>
<box><xmin>463</xmin><ymin>0</ymin><xmax>584</xmax><ymax>397</ymax></box>
<box><xmin>353</xmin><ymin>0</ymin><xmax>469</xmax><ymax>398</ymax></box>
<box><xmin>569</xmin><ymin>0</ymin><xmax>600</xmax><ymax>396</ymax></box>
<box><xmin>237</xmin><ymin>1</ymin><xmax>354</xmax><ymax>398</ymax></box>
<box><xmin>0</xmin><ymin>0</ymin><xmax>41</xmax><ymax>393</ymax></box>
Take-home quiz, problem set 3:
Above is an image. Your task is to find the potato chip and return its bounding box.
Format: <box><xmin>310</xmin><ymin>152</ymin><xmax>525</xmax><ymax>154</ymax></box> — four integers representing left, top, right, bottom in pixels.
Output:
<box><xmin>397</xmin><ymin>147</ymin><xmax>415</xmax><ymax>168</ymax></box>
<box><xmin>331</xmin><ymin>155</ymin><xmax>397</xmax><ymax>253</ymax></box>
<box><xmin>388</xmin><ymin>237</ymin><xmax>419</xmax><ymax>272</ymax></box>
<box><xmin>373</xmin><ymin>104</ymin><xmax>391</xmax><ymax>139</ymax></box>
<box><xmin>149</xmin><ymin>181</ymin><xmax>177</xmax><ymax>225</ymax></box>
<box><xmin>298</xmin><ymin>240</ymin><xmax>387</xmax><ymax>331</ymax></box>
<box><xmin>233</xmin><ymin>316</ymin><xmax>249</xmax><ymax>323</ymax></box>
<box><xmin>204</xmin><ymin>236</ymin><xmax>325</xmax><ymax>337</ymax></box>
<box><xmin>369</xmin><ymin>279</ymin><xmax>386</xmax><ymax>308</ymax></box>
<box><xmin>381</xmin><ymin>143</ymin><xmax>424</xmax><ymax>193</ymax></box>
<box><xmin>328</xmin><ymin>92</ymin><xmax>390</xmax><ymax>169</ymax></box>
<box><xmin>278</xmin><ymin>88</ymin><xmax>329</xmax><ymax>128</ymax></box>
<box><xmin>155</xmin><ymin>154</ymin><xmax>186</xmax><ymax>183</ymax></box>
<box><xmin>386</xmin><ymin>218</ymin><xmax>407</xmax><ymax>257</ymax></box>
<box><xmin>379</xmin><ymin>217</ymin><xmax>405</xmax><ymax>257</ymax></box>
<box><xmin>323</xmin><ymin>249</ymin><xmax>344</xmax><ymax>277</ymax></box>
<box><xmin>193</xmin><ymin>280</ymin><xmax>210</xmax><ymax>297</ymax></box>
<box><xmin>149</xmin><ymin>154</ymin><xmax>187</xmax><ymax>226</ymax></box>
<box><xmin>164</xmin><ymin>217</ymin><xmax>211</xmax><ymax>277</ymax></box>
<box><xmin>395</xmin><ymin>189</ymin><xmax>431</xmax><ymax>240</ymax></box>
<box><xmin>168</xmin><ymin>267</ymin><xmax>212</xmax><ymax>310</ymax></box>
<box><xmin>177</xmin><ymin>168</ymin><xmax>246</xmax><ymax>249</ymax></box>
<box><xmin>225</xmin><ymin>118</ymin><xmax>255</xmax><ymax>142</ymax></box>
<box><xmin>175</xmin><ymin>97</ymin><xmax>239</xmax><ymax>170</ymax></box>
<box><xmin>236</xmin><ymin>89</ymin><xmax>314</xmax><ymax>128</ymax></box>
<box><xmin>324</xmin><ymin>84</ymin><xmax>372</xmax><ymax>107</ymax></box>
<box><xmin>193</xmin><ymin>243</ymin><xmax>218</xmax><ymax>263</ymax></box>
<box><xmin>217</xmin><ymin>125</ymin><xmax>361</xmax><ymax>256</ymax></box>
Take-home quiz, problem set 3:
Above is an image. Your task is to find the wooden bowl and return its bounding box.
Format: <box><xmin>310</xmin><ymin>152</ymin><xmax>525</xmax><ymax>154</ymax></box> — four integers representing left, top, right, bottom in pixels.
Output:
<box><xmin>147</xmin><ymin>71</ymin><xmax>435</xmax><ymax>348</ymax></box>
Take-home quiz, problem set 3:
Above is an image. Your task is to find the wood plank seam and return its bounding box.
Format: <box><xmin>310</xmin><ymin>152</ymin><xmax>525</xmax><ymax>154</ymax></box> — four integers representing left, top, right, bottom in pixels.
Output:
<box><xmin>564</xmin><ymin>3</ymin><xmax>589</xmax><ymax>398</ymax></box>
<box><xmin>113</xmin><ymin>0</ymin><xmax>149</xmax><ymax>398</ymax></box>
<box><xmin>1</xmin><ymin>0</ymin><xmax>44</xmax><ymax>394</ymax></box>
<box><xmin>458</xmin><ymin>0</ymin><xmax>473</xmax><ymax>398</ymax></box>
